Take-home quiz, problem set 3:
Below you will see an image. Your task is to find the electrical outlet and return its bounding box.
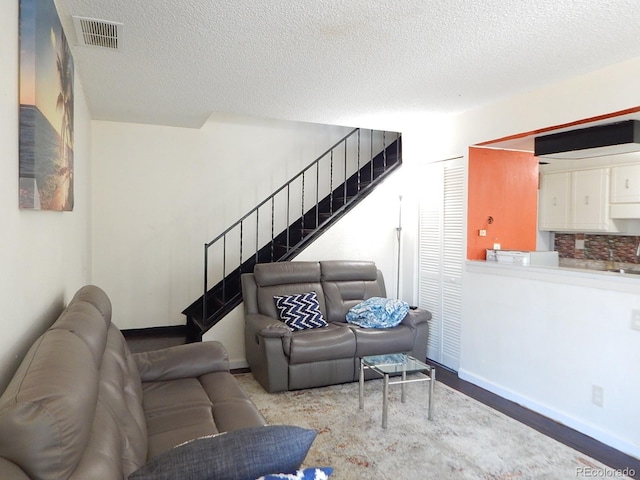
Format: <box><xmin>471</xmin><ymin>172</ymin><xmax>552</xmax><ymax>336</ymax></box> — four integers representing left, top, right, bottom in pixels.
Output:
<box><xmin>479</xmin><ymin>229</ymin><xmax>487</xmax><ymax>237</ymax></box>
<box><xmin>592</xmin><ymin>385</ymin><xmax>604</xmax><ymax>407</ymax></box>
<box><xmin>632</xmin><ymin>309</ymin><xmax>640</xmax><ymax>331</ymax></box>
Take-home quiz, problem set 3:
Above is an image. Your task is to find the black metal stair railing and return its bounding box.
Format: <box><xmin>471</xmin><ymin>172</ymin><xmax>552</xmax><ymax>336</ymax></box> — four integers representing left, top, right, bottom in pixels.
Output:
<box><xmin>183</xmin><ymin>128</ymin><xmax>402</xmax><ymax>340</ymax></box>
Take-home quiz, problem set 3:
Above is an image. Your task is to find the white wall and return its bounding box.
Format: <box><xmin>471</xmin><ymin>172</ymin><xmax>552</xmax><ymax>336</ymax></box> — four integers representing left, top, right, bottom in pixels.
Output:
<box><xmin>91</xmin><ymin>115</ymin><xmax>353</xmax><ymax>330</ymax></box>
<box><xmin>0</xmin><ymin>1</ymin><xmax>92</xmax><ymax>391</ymax></box>
<box><xmin>403</xmin><ymin>57</ymin><xmax>640</xmax><ymax>458</ymax></box>
<box><xmin>462</xmin><ymin>265</ymin><xmax>640</xmax><ymax>457</ymax></box>
<box><xmin>450</xmin><ymin>56</ymin><xmax>640</xmax><ymax>154</ymax></box>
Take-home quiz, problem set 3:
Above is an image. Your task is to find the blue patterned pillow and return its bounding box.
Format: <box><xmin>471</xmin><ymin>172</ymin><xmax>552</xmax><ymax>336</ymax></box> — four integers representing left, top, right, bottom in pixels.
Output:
<box><xmin>346</xmin><ymin>297</ymin><xmax>410</xmax><ymax>328</ymax></box>
<box><xmin>129</xmin><ymin>425</ymin><xmax>317</xmax><ymax>480</ymax></box>
<box><xmin>257</xmin><ymin>467</ymin><xmax>333</xmax><ymax>479</ymax></box>
<box><xmin>273</xmin><ymin>292</ymin><xmax>328</xmax><ymax>331</ymax></box>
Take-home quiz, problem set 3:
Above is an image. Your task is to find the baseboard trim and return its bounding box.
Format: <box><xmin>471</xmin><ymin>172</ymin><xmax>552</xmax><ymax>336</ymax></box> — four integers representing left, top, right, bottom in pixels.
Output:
<box><xmin>230</xmin><ymin>359</ymin><xmax>249</xmax><ymax>371</ymax></box>
<box><xmin>458</xmin><ymin>368</ymin><xmax>640</xmax><ymax>461</ymax></box>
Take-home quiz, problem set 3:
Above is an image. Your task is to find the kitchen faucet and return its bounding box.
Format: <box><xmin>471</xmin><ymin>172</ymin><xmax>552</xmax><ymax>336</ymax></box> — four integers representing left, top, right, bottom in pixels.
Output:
<box><xmin>608</xmin><ymin>249</ymin><xmax>615</xmax><ymax>270</ymax></box>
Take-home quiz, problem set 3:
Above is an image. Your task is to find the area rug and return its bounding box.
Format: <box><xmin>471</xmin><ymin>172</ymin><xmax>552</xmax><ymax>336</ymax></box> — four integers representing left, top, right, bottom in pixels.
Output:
<box><xmin>235</xmin><ymin>373</ymin><xmax>632</xmax><ymax>480</ymax></box>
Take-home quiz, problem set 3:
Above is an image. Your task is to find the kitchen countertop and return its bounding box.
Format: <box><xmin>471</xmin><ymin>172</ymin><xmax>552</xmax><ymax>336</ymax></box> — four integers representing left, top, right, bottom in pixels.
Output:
<box><xmin>466</xmin><ymin>259</ymin><xmax>640</xmax><ymax>294</ymax></box>
<box><xmin>558</xmin><ymin>257</ymin><xmax>640</xmax><ymax>275</ymax></box>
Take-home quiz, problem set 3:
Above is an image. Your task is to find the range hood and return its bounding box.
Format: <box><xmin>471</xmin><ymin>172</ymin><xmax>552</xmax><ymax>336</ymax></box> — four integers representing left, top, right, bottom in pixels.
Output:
<box><xmin>534</xmin><ymin>120</ymin><xmax>640</xmax><ymax>159</ymax></box>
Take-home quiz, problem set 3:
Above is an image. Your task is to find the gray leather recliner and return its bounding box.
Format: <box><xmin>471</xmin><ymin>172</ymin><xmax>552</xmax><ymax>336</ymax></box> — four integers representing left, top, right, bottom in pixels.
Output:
<box><xmin>241</xmin><ymin>260</ymin><xmax>431</xmax><ymax>393</ymax></box>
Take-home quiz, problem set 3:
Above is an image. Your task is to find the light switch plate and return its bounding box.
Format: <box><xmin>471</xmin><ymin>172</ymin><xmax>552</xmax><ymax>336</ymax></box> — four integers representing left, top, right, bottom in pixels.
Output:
<box><xmin>632</xmin><ymin>309</ymin><xmax>640</xmax><ymax>331</ymax></box>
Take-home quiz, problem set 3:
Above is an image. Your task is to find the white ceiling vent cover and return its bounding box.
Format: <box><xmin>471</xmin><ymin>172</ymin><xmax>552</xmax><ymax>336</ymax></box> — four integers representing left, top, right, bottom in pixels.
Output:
<box><xmin>72</xmin><ymin>16</ymin><xmax>122</xmax><ymax>50</ymax></box>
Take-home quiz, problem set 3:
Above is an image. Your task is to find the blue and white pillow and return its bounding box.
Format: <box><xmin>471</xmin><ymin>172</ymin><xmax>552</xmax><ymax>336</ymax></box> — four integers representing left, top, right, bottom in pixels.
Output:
<box><xmin>346</xmin><ymin>297</ymin><xmax>410</xmax><ymax>328</ymax></box>
<box><xmin>257</xmin><ymin>467</ymin><xmax>333</xmax><ymax>480</ymax></box>
<box><xmin>273</xmin><ymin>292</ymin><xmax>328</xmax><ymax>331</ymax></box>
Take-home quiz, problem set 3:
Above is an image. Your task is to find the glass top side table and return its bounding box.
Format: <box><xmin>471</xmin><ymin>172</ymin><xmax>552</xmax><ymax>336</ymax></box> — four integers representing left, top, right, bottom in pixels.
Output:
<box><xmin>359</xmin><ymin>353</ymin><xmax>435</xmax><ymax>428</ymax></box>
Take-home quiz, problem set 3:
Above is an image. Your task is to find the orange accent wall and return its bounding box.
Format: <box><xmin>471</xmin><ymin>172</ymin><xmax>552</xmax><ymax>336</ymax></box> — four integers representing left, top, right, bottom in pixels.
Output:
<box><xmin>467</xmin><ymin>147</ymin><xmax>539</xmax><ymax>260</ymax></box>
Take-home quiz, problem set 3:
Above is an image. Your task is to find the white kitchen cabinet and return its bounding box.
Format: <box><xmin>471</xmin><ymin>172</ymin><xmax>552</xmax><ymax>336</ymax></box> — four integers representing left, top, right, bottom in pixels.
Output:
<box><xmin>571</xmin><ymin>168</ymin><xmax>611</xmax><ymax>230</ymax></box>
<box><xmin>539</xmin><ymin>168</ymin><xmax>621</xmax><ymax>232</ymax></box>
<box><xmin>538</xmin><ymin>171</ymin><xmax>570</xmax><ymax>230</ymax></box>
<box><xmin>611</xmin><ymin>164</ymin><xmax>640</xmax><ymax>203</ymax></box>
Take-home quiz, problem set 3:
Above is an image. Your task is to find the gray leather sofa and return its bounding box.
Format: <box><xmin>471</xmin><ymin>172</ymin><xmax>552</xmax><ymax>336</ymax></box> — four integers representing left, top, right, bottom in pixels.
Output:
<box><xmin>241</xmin><ymin>260</ymin><xmax>431</xmax><ymax>393</ymax></box>
<box><xmin>0</xmin><ymin>285</ymin><xmax>266</xmax><ymax>480</ymax></box>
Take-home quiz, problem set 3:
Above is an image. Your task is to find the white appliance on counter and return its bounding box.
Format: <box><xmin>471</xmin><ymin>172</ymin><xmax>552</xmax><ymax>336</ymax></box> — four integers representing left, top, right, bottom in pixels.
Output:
<box><xmin>486</xmin><ymin>249</ymin><xmax>559</xmax><ymax>267</ymax></box>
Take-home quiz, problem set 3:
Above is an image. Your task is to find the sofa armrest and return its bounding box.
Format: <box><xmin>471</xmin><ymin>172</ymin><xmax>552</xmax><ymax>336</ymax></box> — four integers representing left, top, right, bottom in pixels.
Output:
<box><xmin>246</xmin><ymin>313</ymin><xmax>292</xmax><ymax>338</ymax></box>
<box><xmin>401</xmin><ymin>307</ymin><xmax>431</xmax><ymax>329</ymax></box>
<box><xmin>133</xmin><ymin>341</ymin><xmax>229</xmax><ymax>382</ymax></box>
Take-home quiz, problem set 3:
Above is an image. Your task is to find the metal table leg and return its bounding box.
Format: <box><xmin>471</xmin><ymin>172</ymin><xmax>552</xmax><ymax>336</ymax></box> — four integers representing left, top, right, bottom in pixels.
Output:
<box><xmin>359</xmin><ymin>359</ymin><xmax>365</xmax><ymax>410</ymax></box>
<box><xmin>428</xmin><ymin>366</ymin><xmax>435</xmax><ymax>420</ymax></box>
<box><xmin>382</xmin><ymin>373</ymin><xmax>389</xmax><ymax>429</ymax></box>
<box><xmin>401</xmin><ymin>368</ymin><xmax>407</xmax><ymax>403</ymax></box>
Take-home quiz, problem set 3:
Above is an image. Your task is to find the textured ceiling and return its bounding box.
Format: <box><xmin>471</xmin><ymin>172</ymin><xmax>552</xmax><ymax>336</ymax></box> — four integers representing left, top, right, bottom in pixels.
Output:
<box><xmin>53</xmin><ymin>0</ymin><xmax>640</xmax><ymax>129</ymax></box>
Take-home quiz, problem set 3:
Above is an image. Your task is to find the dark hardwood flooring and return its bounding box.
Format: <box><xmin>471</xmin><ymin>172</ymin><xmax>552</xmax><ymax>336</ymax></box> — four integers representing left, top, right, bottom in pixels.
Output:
<box><xmin>122</xmin><ymin>325</ymin><xmax>187</xmax><ymax>353</ymax></box>
<box><xmin>430</xmin><ymin>362</ymin><xmax>640</xmax><ymax>479</ymax></box>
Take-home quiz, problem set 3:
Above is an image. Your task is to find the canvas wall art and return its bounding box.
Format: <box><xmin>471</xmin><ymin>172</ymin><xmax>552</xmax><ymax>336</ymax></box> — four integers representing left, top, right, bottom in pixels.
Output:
<box><xmin>19</xmin><ymin>0</ymin><xmax>74</xmax><ymax>211</ymax></box>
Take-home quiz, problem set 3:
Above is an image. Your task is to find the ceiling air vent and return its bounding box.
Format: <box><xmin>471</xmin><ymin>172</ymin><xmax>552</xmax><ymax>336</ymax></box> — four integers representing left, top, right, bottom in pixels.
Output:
<box><xmin>72</xmin><ymin>16</ymin><xmax>122</xmax><ymax>50</ymax></box>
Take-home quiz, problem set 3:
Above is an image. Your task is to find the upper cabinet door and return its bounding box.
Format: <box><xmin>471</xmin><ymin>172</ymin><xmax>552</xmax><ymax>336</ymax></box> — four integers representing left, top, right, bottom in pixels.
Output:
<box><xmin>571</xmin><ymin>168</ymin><xmax>609</xmax><ymax>230</ymax></box>
<box><xmin>539</xmin><ymin>168</ymin><xmax>621</xmax><ymax>232</ymax></box>
<box><xmin>538</xmin><ymin>171</ymin><xmax>571</xmax><ymax>231</ymax></box>
<box><xmin>611</xmin><ymin>164</ymin><xmax>640</xmax><ymax>203</ymax></box>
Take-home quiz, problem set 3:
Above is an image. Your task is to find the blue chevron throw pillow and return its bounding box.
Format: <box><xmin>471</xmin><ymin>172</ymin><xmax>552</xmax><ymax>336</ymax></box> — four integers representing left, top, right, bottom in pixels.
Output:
<box><xmin>273</xmin><ymin>292</ymin><xmax>328</xmax><ymax>331</ymax></box>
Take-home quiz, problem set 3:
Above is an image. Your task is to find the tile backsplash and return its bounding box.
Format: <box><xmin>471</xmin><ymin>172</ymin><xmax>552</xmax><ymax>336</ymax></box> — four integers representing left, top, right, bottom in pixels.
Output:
<box><xmin>555</xmin><ymin>234</ymin><xmax>640</xmax><ymax>264</ymax></box>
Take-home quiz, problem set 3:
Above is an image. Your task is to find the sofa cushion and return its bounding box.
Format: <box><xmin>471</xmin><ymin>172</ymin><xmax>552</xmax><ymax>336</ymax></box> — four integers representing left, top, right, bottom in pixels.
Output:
<box><xmin>98</xmin><ymin>325</ymin><xmax>148</xmax><ymax>475</ymax></box>
<box><xmin>142</xmin><ymin>378</ymin><xmax>217</xmax><ymax>458</ymax></box>
<box><xmin>346</xmin><ymin>297</ymin><xmax>410</xmax><ymax>328</ymax></box>
<box><xmin>69</xmin><ymin>400</ymin><xmax>127</xmax><ymax>479</ymax></box>
<box><xmin>199</xmin><ymin>371</ymin><xmax>267</xmax><ymax>433</ymax></box>
<box><xmin>320</xmin><ymin>260</ymin><xmax>378</xmax><ymax>282</ymax></box>
<box><xmin>320</xmin><ymin>261</ymin><xmax>386</xmax><ymax>323</ymax></box>
<box><xmin>349</xmin><ymin>324</ymin><xmax>416</xmax><ymax>357</ymax></box>
<box><xmin>70</xmin><ymin>284</ymin><xmax>113</xmax><ymax>327</ymax></box>
<box><xmin>255</xmin><ymin>261</ymin><xmax>321</xmax><ymax>287</ymax></box>
<box><xmin>129</xmin><ymin>425</ymin><xmax>317</xmax><ymax>480</ymax></box>
<box><xmin>284</xmin><ymin>324</ymin><xmax>356</xmax><ymax>364</ymax></box>
<box><xmin>143</xmin><ymin>371</ymin><xmax>268</xmax><ymax>459</ymax></box>
<box><xmin>274</xmin><ymin>291</ymin><xmax>329</xmax><ymax>330</ymax></box>
<box><xmin>0</xmin><ymin>330</ymin><xmax>101</xmax><ymax>480</ymax></box>
<box><xmin>257</xmin><ymin>283</ymin><xmax>326</xmax><ymax>319</ymax></box>
<box><xmin>50</xmin><ymin>300</ymin><xmax>111</xmax><ymax>365</ymax></box>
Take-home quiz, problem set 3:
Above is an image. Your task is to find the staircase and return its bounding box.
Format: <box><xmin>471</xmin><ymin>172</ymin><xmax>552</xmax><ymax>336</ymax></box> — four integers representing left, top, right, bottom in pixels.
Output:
<box><xmin>183</xmin><ymin>128</ymin><xmax>402</xmax><ymax>341</ymax></box>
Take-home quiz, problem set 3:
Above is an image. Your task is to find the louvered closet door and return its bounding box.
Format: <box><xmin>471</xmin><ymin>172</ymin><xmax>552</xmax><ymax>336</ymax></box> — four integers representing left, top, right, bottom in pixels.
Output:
<box><xmin>418</xmin><ymin>158</ymin><xmax>464</xmax><ymax>371</ymax></box>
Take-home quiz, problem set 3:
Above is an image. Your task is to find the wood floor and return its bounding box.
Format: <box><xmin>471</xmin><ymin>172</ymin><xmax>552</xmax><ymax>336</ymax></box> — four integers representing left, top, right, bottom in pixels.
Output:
<box><xmin>432</xmin><ymin>363</ymin><xmax>640</xmax><ymax>479</ymax></box>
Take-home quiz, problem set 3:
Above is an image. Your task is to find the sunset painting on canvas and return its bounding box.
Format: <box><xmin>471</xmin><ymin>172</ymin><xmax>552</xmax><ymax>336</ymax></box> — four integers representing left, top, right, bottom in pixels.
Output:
<box><xmin>19</xmin><ymin>0</ymin><xmax>74</xmax><ymax>211</ymax></box>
